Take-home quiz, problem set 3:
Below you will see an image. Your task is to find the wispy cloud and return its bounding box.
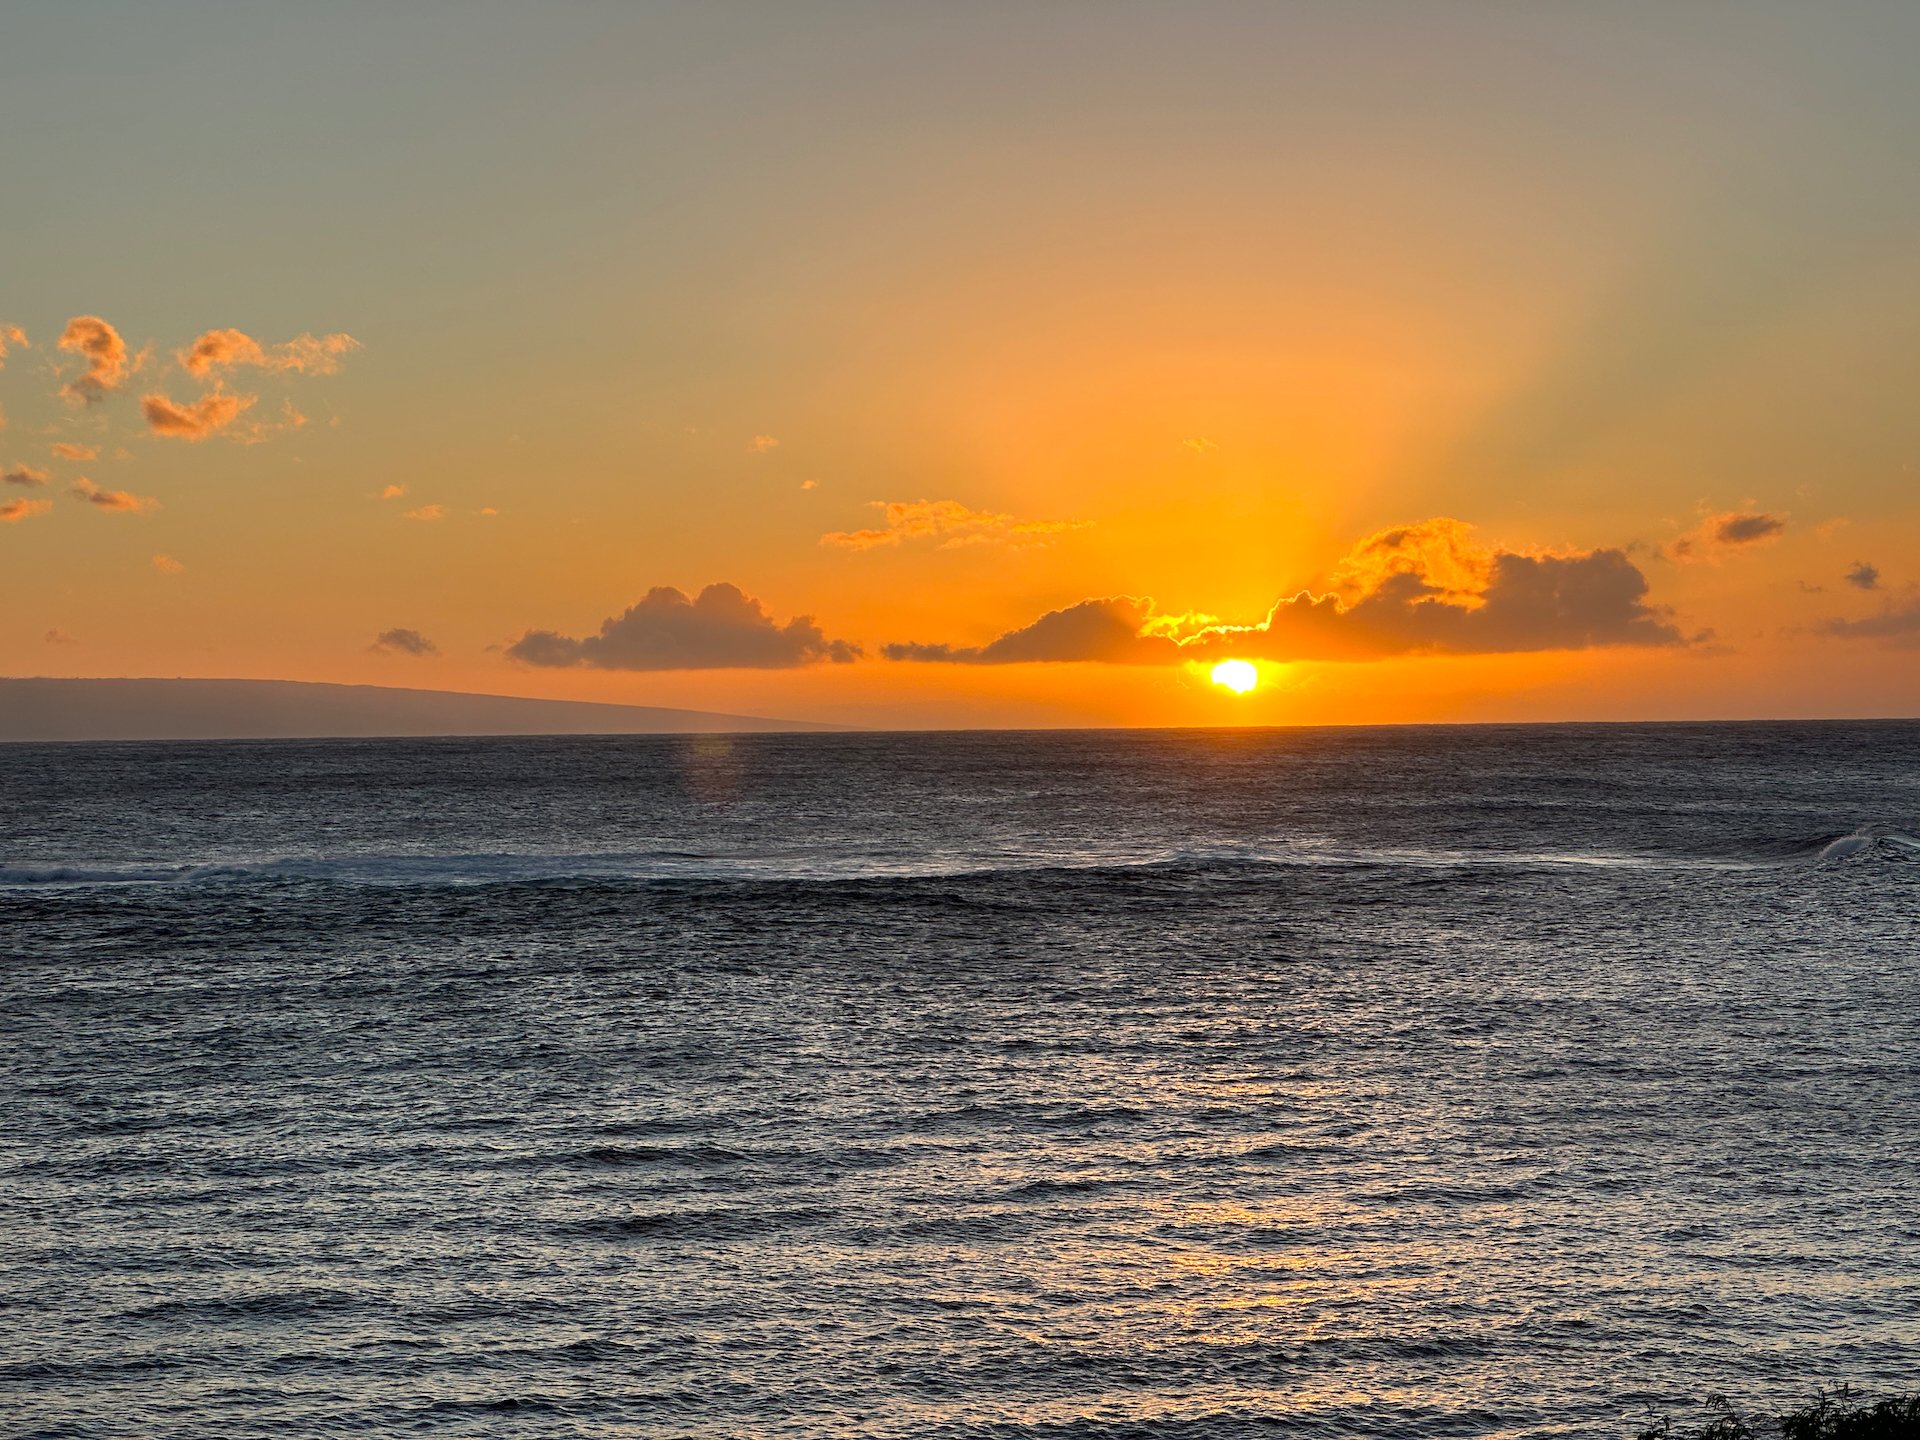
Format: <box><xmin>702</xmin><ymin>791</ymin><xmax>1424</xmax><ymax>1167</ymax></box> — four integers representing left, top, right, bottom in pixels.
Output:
<box><xmin>823</xmin><ymin>499</ymin><xmax>1091</xmax><ymax>551</ymax></box>
<box><xmin>0</xmin><ymin>324</ymin><xmax>26</xmax><ymax>366</ymax></box>
<box><xmin>749</xmin><ymin>434</ymin><xmax>780</xmax><ymax>453</ymax></box>
<box><xmin>1821</xmin><ymin>596</ymin><xmax>1920</xmax><ymax>646</ymax></box>
<box><xmin>379</xmin><ymin>484</ymin><xmax>407</xmax><ymax>500</ymax></box>
<box><xmin>152</xmin><ymin>553</ymin><xmax>184</xmax><ymax>574</ymax></box>
<box><xmin>71</xmin><ymin>477</ymin><xmax>158</xmax><ymax>512</ymax></box>
<box><xmin>404</xmin><ymin>504</ymin><xmax>446</xmax><ymax>521</ymax></box>
<box><xmin>1668</xmin><ymin>510</ymin><xmax>1787</xmax><ymax>562</ymax></box>
<box><xmin>370</xmin><ymin>627</ymin><xmax>439</xmax><ymax>656</ymax></box>
<box><xmin>3</xmin><ymin>464</ymin><xmax>50</xmax><ymax>488</ymax></box>
<box><xmin>1</xmin><ymin>498</ymin><xmax>51</xmax><ymax>524</ymax></box>
<box><xmin>142</xmin><ymin>388</ymin><xmax>255</xmax><ymax>441</ymax></box>
<box><xmin>50</xmin><ymin>443</ymin><xmax>97</xmax><ymax>462</ymax></box>
<box><xmin>180</xmin><ymin>328</ymin><xmax>360</xmax><ymax>378</ymax></box>
<box><xmin>43</xmin><ymin>628</ymin><xmax>78</xmax><ymax>646</ymax></box>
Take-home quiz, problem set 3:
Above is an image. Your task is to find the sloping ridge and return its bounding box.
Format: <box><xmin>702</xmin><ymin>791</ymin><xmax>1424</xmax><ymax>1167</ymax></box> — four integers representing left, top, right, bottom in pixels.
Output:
<box><xmin>0</xmin><ymin>678</ymin><xmax>839</xmax><ymax>741</ymax></box>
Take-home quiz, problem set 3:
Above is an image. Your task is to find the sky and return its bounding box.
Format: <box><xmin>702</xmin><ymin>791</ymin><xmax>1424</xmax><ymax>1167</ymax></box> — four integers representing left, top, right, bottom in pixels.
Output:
<box><xmin>4</xmin><ymin>1</ymin><xmax>1919</xmax><ymax>729</ymax></box>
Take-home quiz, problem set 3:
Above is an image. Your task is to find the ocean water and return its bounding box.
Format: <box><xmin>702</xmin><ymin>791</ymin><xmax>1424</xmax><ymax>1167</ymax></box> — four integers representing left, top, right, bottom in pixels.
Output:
<box><xmin>3</xmin><ymin>723</ymin><xmax>1917</xmax><ymax>1439</ymax></box>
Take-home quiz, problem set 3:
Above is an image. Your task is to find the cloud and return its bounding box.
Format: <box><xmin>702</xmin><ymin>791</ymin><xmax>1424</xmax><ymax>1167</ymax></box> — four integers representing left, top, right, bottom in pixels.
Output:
<box><xmin>152</xmin><ymin>553</ymin><xmax>184</xmax><ymax>574</ymax></box>
<box><xmin>3</xmin><ymin>464</ymin><xmax>50</xmax><ymax>488</ymax></box>
<box><xmin>749</xmin><ymin>434</ymin><xmax>780</xmax><ymax>452</ymax></box>
<box><xmin>1669</xmin><ymin>510</ymin><xmax>1788</xmax><ymax>562</ymax></box>
<box><xmin>509</xmin><ymin>582</ymin><xmax>861</xmax><ymax>670</ymax></box>
<box><xmin>1820</xmin><ymin>597</ymin><xmax>1920</xmax><ymax>646</ymax></box>
<box><xmin>43</xmin><ymin>629</ymin><xmax>78</xmax><ymax>646</ymax></box>
<box><xmin>1845</xmin><ymin>561</ymin><xmax>1880</xmax><ymax>591</ymax></box>
<box><xmin>823</xmin><ymin>499</ymin><xmax>1091</xmax><ymax>551</ymax></box>
<box><xmin>0</xmin><ymin>324</ymin><xmax>25</xmax><ymax>365</ymax></box>
<box><xmin>477</xmin><ymin>506</ymin><xmax>499</xmax><ymax>516</ymax></box>
<box><xmin>800</xmin><ymin>479</ymin><xmax>818</xmax><ymax>491</ymax></box>
<box><xmin>50</xmin><ymin>443</ymin><xmax>97</xmax><ymax>462</ymax></box>
<box><xmin>142</xmin><ymin>388</ymin><xmax>255</xmax><ymax>440</ymax></box>
<box><xmin>58</xmin><ymin>316</ymin><xmax>129</xmax><ymax>403</ymax></box>
<box><xmin>370</xmin><ymin>627</ymin><xmax>439</xmax><ymax>656</ymax></box>
<box><xmin>71</xmin><ymin>478</ymin><xmax>158</xmax><ymax>512</ymax></box>
<box><xmin>1182</xmin><ymin>437</ymin><xmax>1218</xmax><ymax>454</ymax></box>
<box><xmin>380</xmin><ymin>484</ymin><xmax>407</xmax><ymax>500</ymax></box>
<box><xmin>886</xmin><ymin>597</ymin><xmax>1183</xmax><ymax>664</ymax></box>
<box><xmin>887</xmin><ymin>519</ymin><xmax>1683</xmax><ymax>664</ymax></box>
<box><xmin>1</xmin><ymin>498</ymin><xmax>51</xmax><ymax>524</ymax></box>
<box><xmin>180</xmin><ymin>328</ymin><xmax>360</xmax><ymax>377</ymax></box>
<box><xmin>404</xmin><ymin>504</ymin><xmax>446</xmax><ymax>521</ymax></box>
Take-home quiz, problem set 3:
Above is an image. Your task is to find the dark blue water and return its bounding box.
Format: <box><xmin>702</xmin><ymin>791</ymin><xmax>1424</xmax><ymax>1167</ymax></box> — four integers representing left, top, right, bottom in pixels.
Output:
<box><xmin>3</xmin><ymin>724</ymin><xmax>1917</xmax><ymax>1438</ymax></box>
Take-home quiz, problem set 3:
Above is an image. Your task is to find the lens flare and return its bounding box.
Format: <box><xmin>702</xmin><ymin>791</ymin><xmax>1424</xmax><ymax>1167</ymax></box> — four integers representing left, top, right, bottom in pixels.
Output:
<box><xmin>1210</xmin><ymin>659</ymin><xmax>1257</xmax><ymax>694</ymax></box>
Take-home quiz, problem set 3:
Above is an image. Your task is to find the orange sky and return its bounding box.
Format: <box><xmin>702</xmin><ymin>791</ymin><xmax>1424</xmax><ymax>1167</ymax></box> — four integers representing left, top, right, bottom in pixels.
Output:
<box><xmin>4</xmin><ymin>5</ymin><xmax>1918</xmax><ymax>727</ymax></box>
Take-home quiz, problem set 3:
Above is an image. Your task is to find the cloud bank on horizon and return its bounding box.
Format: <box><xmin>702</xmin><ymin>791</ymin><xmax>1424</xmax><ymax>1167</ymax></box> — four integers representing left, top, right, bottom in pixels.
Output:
<box><xmin>888</xmin><ymin>519</ymin><xmax>1684</xmax><ymax>665</ymax></box>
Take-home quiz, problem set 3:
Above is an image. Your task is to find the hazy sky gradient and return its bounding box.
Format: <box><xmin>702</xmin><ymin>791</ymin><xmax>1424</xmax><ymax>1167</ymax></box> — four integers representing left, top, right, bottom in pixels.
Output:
<box><xmin>5</xmin><ymin>2</ymin><xmax>1918</xmax><ymax>726</ymax></box>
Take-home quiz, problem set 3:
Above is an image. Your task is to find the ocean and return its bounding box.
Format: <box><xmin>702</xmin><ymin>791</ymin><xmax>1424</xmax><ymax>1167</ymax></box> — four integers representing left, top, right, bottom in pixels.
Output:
<box><xmin>3</xmin><ymin>723</ymin><xmax>1917</xmax><ymax>1439</ymax></box>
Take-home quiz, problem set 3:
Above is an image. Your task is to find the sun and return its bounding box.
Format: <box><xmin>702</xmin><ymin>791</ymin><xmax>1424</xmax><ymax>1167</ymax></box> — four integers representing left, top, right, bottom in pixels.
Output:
<box><xmin>1210</xmin><ymin>659</ymin><xmax>1258</xmax><ymax>695</ymax></box>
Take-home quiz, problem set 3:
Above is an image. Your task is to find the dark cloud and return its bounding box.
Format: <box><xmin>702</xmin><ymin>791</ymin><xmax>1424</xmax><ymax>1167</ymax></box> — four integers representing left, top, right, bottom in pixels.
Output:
<box><xmin>1845</xmin><ymin>561</ymin><xmax>1880</xmax><ymax>591</ymax></box>
<box><xmin>888</xmin><ymin>522</ymin><xmax>1683</xmax><ymax>664</ymax></box>
<box><xmin>885</xmin><ymin>598</ymin><xmax>1182</xmax><ymax>664</ymax></box>
<box><xmin>370</xmin><ymin>628</ymin><xmax>439</xmax><ymax>657</ymax></box>
<box><xmin>57</xmin><ymin>316</ymin><xmax>129</xmax><ymax>404</ymax></box>
<box><xmin>1713</xmin><ymin>512</ymin><xmax>1787</xmax><ymax>544</ymax></box>
<box><xmin>3</xmin><ymin>464</ymin><xmax>50</xmax><ymax>488</ymax></box>
<box><xmin>1821</xmin><ymin>598</ymin><xmax>1920</xmax><ymax>646</ymax></box>
<box><xmin>508</xmin><ymin>583</ymin><xmax>861</xmax><ymax>670</ymax></box>
<box><xmin>1668</xmin><ymin>510</ymin><xmax>1788</xmax><ymax>561</ymax></box>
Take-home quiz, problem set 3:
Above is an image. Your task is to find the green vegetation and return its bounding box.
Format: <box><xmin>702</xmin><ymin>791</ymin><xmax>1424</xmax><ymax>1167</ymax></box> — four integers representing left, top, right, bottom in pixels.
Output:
<box><xmin>1637</xmin><ymin>1389</ymin><xmax>1920</xmax><ymax>1440</ymax></box>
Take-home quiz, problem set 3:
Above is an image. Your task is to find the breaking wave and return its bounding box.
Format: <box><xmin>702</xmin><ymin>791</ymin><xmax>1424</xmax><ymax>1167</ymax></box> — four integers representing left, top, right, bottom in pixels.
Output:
<box><xmin>4</xmin><ymin>828</ymin><xmax>1914</xmax><ymax>890</ymax></box>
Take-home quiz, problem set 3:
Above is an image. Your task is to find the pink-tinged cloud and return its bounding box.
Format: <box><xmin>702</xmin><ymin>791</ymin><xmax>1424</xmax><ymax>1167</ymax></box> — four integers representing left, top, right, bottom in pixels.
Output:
<box><xmin>50</xmin><ymin>443</ymin><xmax>98</xmax><ymax>462</ymax></box>
<box><xmin>142</xmin><ymin>388</ymin><xmax>256</xmax><ymax>441</ymax></box>
<box><xmin>71</xmin><ymin>477</ymin><xmax>159</xmax><ymax>512</ymax></box>
<box><xmin>1</xmin><ymin>498</ymin><xmax>51</xmax><ymax>524</ymax></box>
<box><xmin>0</xmin><ymin>324</ymin><xmax>26</xmax><ymax>366</ymax></box>
<box><xmin>509</xmin><ymin>583</ymin><xmax>861</xmax><ymax>670</ymax></box>
<box><xmin>58</xmin><ymin>316</ymin><xmax>129</xmax><ymax>404</ymax></box>
<box><xmin>180</xmin><ymin>328</ymin><xmax>360</xmax><ymax>377</ymax></box>
<box><xmin>404</xmin><ymin>504</ymin><xmax>446</xmax><ymax>521</ymax></box>
<box><xmin>886</xmin><ymin>519</ymin><xmax>1683</xmax><ymax>664</ymax></box>
<box><xmin>3</xmin><ymin>464</ymin><xmax>51</xmax><ymax>488</ymax></box>
<box><xmin>152</xmin><ymin>553</ymin><xmax>185</xmax><ymax>574</ymax></box>
<box><xmin>823</xmin><ymin>499</ymin><xmax>1091</xmax><ymax>551</ymax></box>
